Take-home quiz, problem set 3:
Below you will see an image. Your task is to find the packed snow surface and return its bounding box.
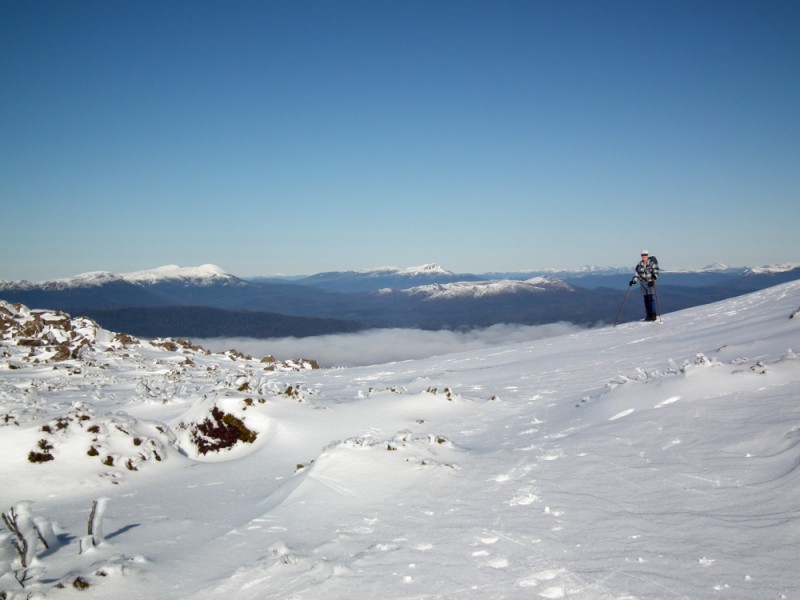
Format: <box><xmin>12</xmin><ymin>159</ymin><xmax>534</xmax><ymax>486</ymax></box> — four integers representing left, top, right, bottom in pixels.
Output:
<box><xmin>1</xmin><ymin>282</ymin><xmax>799</xmax><ymax>599</ymax></box>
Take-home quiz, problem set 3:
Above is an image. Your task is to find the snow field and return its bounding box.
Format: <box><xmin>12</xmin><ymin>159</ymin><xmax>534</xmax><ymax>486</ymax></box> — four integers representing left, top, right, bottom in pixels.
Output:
<box><xmin>1</xmin><ymin>282</ymin><xmax>799</xmax><ymax>598</ymax></box>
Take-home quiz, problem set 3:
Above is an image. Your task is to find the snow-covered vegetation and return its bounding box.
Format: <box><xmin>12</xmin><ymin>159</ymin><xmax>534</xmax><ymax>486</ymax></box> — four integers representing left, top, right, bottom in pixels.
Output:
<box><xmin>1</xmin><ymin>281</ymin><xmax>799</xmax><ymax>598</ymax></box>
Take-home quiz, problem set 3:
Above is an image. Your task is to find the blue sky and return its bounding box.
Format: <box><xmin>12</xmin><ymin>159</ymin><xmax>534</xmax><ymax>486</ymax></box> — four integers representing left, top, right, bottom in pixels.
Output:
<box><xmin>2</xmin><ymin>0</ymin><xmax>798</xmax><ymax>281</ymax></box>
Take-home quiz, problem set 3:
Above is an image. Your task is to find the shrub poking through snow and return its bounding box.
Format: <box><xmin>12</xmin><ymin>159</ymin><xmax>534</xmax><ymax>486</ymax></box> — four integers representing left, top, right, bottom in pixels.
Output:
<box><xmin>73</xmin><ymin>576</ymin><xmax>90</xmax><ymax>590</ymax></box>
<box><xmin>2</xmin><ymin>502</ymin><xmax>58</xmax><ymax>587</ymax></box>
<box><xmin>80</xmin><ymin>497</ymin><xmax>109</xmax><ymax>552</ymax></box>
<box><xmin>28</xmin><ymin>439</ymin><xmax>55</xmax><ymax>463</ymax></box>
<box><xmin>190</xmin><ymin>406</ymin><xmax>257</xmax><ymax>454</ymax></box>
<box><xmin>283</xmin><ymin>384</ymin><xmax>303</xmax><ymax>400</ymax></box>
<box><xmin>426</xmin><ymin>386</ymin><xmax>455</xmax><ymax>400</ymax></box>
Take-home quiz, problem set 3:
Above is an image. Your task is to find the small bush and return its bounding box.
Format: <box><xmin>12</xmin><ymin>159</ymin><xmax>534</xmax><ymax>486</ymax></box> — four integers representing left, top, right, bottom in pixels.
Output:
<box><xmin>29</xmin><ymin>439</ymin><xmax>55</xmax><ymax>463</ymax></box>
<box><xmin>73</xmin><ymin>576</ymin><xmax>90</xmax><ymax>590</ymax></box>
<box><xmin>191</xmin><ymin>407</ymin><xmax>258</xmax><ymax>454</ymax></box>
<box><xmin>28</xmin><ymin>451</ymin><xmax>54</xmax><ymax>463</ymax></box>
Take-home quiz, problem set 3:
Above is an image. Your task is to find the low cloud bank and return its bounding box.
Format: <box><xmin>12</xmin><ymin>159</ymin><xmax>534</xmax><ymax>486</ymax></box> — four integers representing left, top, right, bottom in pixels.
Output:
<box><xmin>195</xmin><ymin>322</ymin><xmax>586</xmax><ymax>368</ymax></box>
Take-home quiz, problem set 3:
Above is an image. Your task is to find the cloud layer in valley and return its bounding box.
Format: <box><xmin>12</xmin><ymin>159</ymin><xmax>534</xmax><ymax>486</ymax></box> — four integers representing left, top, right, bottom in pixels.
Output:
<box><xmin>196</xmin><ymin>323</ymin><xmax>585</xmax><ymax>368</ymax></box>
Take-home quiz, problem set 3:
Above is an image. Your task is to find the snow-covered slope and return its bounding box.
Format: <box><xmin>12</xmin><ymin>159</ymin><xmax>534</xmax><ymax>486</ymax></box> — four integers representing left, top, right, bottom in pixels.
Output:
<box><xmin>1</xmin><ymin>282</ymin><xmax>799</xmax><ymax>599</ymax></box>
<box><xmin>119</xmin><ymin>264</ymin><xmax>237</xmax><ymax>285</ymax></box>
<box><xmin>383</xmin><ymin>276</ymin><xmax>573</xmax><ymax>299</ymax></box>
<box><xmin>488</xmin><ymin>265</ymin><xmax>632</xmax><ymax>278</ymax></box>
<box><xmin>746</xmin><ymin>262</ymin><xmax>800</xmax><ymax>275</ymax></box>
<box><xmin>0</xmin><ymin>264</ymin><xmax>241</xmax><ymax>290</ymax></box>
<box><xmin>0</xmin><ymin>271</ymin><xmax>124</xmax><ymax>291</ymax></box>
<box><xmin>364</xmin><ymin>263</ymin><xmax>454</xmax><ymax>276</ymax></box>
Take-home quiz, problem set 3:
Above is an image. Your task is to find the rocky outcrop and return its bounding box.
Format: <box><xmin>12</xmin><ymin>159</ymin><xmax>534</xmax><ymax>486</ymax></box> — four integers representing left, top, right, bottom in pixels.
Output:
<box><xmin>0</xmin><ymin>300</ymin><xmax>319</xmax><ymax>370</ymax></box>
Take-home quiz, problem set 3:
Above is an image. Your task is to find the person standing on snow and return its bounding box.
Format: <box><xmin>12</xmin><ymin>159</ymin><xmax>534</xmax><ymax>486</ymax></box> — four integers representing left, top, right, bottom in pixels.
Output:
<box><xmin>629</xmin><ymin>250</ymin><xmax>660</xmax><ymax>321</ymax></box>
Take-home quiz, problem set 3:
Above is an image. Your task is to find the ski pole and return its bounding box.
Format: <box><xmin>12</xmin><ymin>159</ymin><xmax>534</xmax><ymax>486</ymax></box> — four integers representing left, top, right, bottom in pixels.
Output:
<box><xmin>653</xmin><ymin>282</ymin><xmax>662</xmax><ymax>322</ymax></box>
<box><xmin>613</xmin><ymin>285</ymin><xmax>632</xmax><ymax>327</ymax></box>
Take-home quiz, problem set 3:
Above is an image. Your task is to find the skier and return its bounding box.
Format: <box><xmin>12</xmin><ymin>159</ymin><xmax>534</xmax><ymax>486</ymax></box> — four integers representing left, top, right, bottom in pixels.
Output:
<box><xmin>629</xmin><ymin>250</ymin><xmax>660</xmax><ymax>321</ymax></box>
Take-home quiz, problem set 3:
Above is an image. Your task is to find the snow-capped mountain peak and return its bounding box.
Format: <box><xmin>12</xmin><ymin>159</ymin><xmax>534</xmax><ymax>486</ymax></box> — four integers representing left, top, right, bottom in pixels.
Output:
<box><xmin>120</xmin><ymin>264</ymin><xmax>236</xmax><ymax>284</ymax></box>
<box><xmin>701</xmin><ymin>262</ymin><xmax>731</xmax><ymax>271</ymax></box>
<box><xmin>360</xmin><ymin>263</ymin><xmax>454</xmax><ymax>277</ymax></box>
<box><xmin>57</xmin><ymin>271</ymin><xmax>123</xmax><ymax>286</ymax></box>
<box><xmin>387</xmin><ymin>276</ymin><xmax>573</xmax><ymax>299</ymax></box>
<box><xmin>398</xmin><ymin>263</ymin><xmax>452</xmax><ymax>276</ymax></box>
<box><xmin>745</xmin><ymin>262</ymin><xmax>800</xmax><ymax>275</ymax></box>
<box><xmin>0</xmin><ymin>265</ymin><xmax>241</xmax><ymax>290</ymax></box>
<box><xmin>5</xmin><ymin>270</ymin><xmax>126</xmax><ymax>290</ymax></box>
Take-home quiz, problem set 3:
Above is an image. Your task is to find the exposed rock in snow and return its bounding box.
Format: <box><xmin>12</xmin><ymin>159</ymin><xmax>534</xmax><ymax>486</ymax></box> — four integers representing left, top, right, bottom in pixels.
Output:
<box><xmin>0</xmin><ymin>300</ymin><xmax>317</xmax><ymax>370</ymax></box>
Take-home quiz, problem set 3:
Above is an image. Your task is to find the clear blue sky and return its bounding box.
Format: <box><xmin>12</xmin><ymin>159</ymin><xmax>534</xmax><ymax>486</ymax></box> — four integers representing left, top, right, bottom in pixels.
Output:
<box><xmin>2</xmin><ymin>0</ymin><xmax>798</xmax><ymax>281</ymax></box>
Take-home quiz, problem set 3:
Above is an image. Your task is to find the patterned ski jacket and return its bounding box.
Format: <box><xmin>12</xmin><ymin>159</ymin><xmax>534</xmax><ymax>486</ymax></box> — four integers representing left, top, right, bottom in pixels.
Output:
<box><xmin>632</xmin><ymin>257</ymin><xmax>659</xmax><ymax>295</ymax></box>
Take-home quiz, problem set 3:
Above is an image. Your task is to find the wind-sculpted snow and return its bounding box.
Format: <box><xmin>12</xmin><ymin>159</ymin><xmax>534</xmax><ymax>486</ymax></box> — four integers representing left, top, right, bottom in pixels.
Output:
<box><xmin>1</xmin><ymin>283</ymin><xmax>799</xmax><ymax>598</ymax></box>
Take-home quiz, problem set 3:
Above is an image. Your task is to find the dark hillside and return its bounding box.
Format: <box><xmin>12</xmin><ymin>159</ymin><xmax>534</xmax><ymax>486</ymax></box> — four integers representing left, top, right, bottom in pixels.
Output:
<box><xmin>76</xmin><ymin>306</ymin><xmax>365</xmax><ymax>340</ymax></box>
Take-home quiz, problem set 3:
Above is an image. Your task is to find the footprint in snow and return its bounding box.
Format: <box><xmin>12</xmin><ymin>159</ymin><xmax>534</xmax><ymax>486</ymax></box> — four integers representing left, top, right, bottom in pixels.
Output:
<box><xmin>538</xmin><ymin>450</ymin><xmax>564</xmax><ymax>461</ymax></box>
<box><xmin>519</xmin><ymin>568</ymin><xmax>569</xmax><ymax>596</ymax></box>
<box><xmin>509</xmin><ymin>490</ymin><xmax>540</xmax><ymax>506</ymax></box>
<box><xmin>485</xmin><ymin>556</ymin><xmax>509</xmax><ymax>569</ymax></box>
<box><xmin>469</xmin><ymin>535</ymin><xmax>508</xmax><ymax>568</ymax></box>
<box><xmin>470</xmin><ymin>534</ymin><xmax>499</xmax><ymax>555</ymax></box>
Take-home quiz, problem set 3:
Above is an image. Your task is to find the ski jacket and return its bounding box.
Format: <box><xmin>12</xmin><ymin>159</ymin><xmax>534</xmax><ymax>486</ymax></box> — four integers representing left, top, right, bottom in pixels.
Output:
<box><xmin>632</xmin><ymin>256</ymin><xmax>659</xmax><ymax>296</ymax></box>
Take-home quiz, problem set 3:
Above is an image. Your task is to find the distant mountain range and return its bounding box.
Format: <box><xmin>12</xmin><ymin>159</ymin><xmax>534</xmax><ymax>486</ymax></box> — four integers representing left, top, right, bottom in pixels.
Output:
<box><xmin>251</xmin><ymin>263</ymin><xmax>481</xmax><ymax>293</ymax></box>
<box><xmin>2</xmin><ymin>262</ymin><xmax>799</xmax><ymax>339</ymax></box>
